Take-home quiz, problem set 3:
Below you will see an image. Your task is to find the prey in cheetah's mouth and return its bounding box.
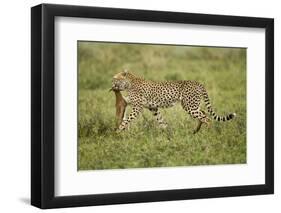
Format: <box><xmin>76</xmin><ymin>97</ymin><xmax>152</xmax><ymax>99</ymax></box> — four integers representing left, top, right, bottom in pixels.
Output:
<box><xmin>109</xmin><ymin>81</ymin><xmax>128</xmax><ymax>129</ymax></box>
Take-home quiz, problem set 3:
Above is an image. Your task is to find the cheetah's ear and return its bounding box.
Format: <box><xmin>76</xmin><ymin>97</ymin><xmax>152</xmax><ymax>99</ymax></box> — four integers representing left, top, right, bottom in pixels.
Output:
<box><xmin>123</xmin><ymin>69</ymin><xmax>128</xmax><ymax>77</ymax></box>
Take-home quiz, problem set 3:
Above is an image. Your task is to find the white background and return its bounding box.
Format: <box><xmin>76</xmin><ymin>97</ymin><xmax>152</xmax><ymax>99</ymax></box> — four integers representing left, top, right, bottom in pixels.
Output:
<box><xmin>0</xmin><ymin>0</ymin><xmax>279</xmax><ymax>212</ymax></box>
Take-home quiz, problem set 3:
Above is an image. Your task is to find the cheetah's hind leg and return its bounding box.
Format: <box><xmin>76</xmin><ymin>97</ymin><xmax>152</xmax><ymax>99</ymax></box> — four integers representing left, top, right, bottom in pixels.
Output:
<box><xmin>193</xmin><ymin>110</ymin><xmax>211</xmax><ymax>134</ymax></box>
<box><xmin>193</xmin><ymin>120</ymin><xmax>203</xmax><ymax>134</ymax></box>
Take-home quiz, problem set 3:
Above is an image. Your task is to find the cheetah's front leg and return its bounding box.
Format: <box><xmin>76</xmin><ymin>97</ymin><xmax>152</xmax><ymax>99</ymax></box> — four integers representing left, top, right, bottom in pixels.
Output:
<box><xmin>118</xmin><ymin>106</ymin><xmax>143</xmax><ymax>130</ymax></box>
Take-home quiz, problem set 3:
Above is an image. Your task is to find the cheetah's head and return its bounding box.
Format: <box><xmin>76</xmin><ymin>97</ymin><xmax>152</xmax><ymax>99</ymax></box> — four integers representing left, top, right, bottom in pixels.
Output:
<box><xmin>110</xmin><ymin>70</ymin><xmax>131</xmax><ymax>91</ymax></box>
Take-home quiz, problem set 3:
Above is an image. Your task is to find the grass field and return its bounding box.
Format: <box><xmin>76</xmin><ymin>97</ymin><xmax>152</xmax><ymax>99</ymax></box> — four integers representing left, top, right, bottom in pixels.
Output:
<box><xmin>78</xmin><ymin>41</ymin><xmax>246</xmax><ymax>170</ymax></box>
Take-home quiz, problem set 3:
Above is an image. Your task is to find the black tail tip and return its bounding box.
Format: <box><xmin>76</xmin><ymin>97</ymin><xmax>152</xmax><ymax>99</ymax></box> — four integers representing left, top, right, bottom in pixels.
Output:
<box><xmin>229</xmin><ymin>113</ymin><xmax>236</xmax><ymax>119</ymax></box>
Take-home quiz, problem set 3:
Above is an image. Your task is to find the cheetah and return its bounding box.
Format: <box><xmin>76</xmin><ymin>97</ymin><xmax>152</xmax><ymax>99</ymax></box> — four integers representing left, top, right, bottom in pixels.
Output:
<box><xmin>111</xmin><ymin>70</ymin><xmax>236</xmax><ymax>133</ymax></box>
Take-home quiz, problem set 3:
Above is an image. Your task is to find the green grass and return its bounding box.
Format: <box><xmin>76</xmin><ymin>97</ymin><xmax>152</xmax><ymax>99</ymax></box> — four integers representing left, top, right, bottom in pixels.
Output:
<box><xmin>78</xmin><ymin>42</ymin><xmax>246</xmax><ymax>170</ymax></box>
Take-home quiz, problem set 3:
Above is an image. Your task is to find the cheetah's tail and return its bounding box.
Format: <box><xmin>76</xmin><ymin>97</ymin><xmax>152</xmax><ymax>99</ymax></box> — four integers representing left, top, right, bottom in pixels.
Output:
<box><xmin>202</xmin><ymin>89</ymin><xmax>236</xmax><ymax>122</ymax></box>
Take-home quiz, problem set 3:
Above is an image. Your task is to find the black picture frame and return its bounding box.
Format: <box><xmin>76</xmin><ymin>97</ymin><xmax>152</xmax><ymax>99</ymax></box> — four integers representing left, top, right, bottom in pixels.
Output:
<box><xmin>31</xmin><ymin>3</ymin><xmax>274</xmax><ymax>209</ymax></box>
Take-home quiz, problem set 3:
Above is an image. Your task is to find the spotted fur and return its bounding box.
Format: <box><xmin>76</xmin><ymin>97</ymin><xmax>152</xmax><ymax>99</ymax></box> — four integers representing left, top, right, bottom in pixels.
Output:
<box><xmin>111</xmin><ymin>70</ymin><xmax>236</xmax><ymax>133</ymax></box>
